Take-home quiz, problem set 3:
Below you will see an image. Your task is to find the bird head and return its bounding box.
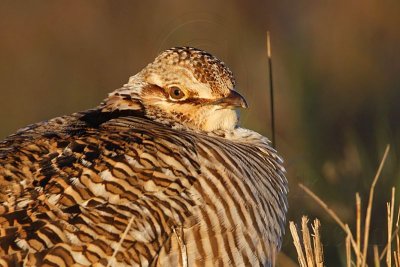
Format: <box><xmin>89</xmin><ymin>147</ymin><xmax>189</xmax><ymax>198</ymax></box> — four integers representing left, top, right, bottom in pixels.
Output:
<box><xmin>102</xmin><ymin>47</ymin><xmax>248</xmax><ymax>132</ymax></box>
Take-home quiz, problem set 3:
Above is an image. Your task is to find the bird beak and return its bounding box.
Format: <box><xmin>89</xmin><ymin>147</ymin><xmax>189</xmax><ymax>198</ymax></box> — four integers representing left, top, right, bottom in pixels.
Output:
<box><xmin>214</xmin><ymin>90</ymin><xmax>248</xmax><ymax>109</ymax></box>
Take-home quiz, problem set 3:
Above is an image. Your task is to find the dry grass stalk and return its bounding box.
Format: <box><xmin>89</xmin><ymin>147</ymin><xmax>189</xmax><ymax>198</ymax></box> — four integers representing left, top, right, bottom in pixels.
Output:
<box><xmin>394</xmin><ymin>251</ymin><xmax>399</xmax><ymax>267</ymax></box>
<box><xmin>374</xmin><ymin>245</ymin><xmax>380</xmax><ymax>267</ymax></box>
<box><xmin>297</xmin><ymin>144</ymin><xmax>392</xmax><ymax>267</ymax></box>
<box><xmin>356</xmin><ymin>193</ymin><xmax>361</xmax><ymax>267</ymax></box>
<box><xmin>290</xmin><ymin>216</ymin><xmax>324</xmax><ymax>267</ymax></box>
<box><xmin>380</xmin><ymin>224</ymin><xmax>400</xmax><ymax>260</ymax></box>
<box><xmin>290</xmin><ymin>221</ymin><xmax>307</xmax><ymax>267</ymax></box>
<box><xmin>302</xmin><ymin>217</ymin><xmax>315</xmax><ymax>267</ymax></box>
<box><xmin>361</xmin><ymin>145</ymin><xmax>390</xmax><ymax>267</ymax></box>
<box><xmin>391</xmin><ymin>201</ymin><xmax>400</xmax><ymax>267</ymax></box>
<box><xmin>312</xmin><ymin>219</ymin><xmax>324</xmax><ymax>267</ymax></box>
<box><xmin>386</xmin><ymin>188</ymin><xmax>395</xmax><ymax>266</ymax></box>
<box><xmin>299</xmin><ymin>183</ymin><xmax>359</xmax><ymax>257</ymax></box>
<box><xmin>107</xmin><ymin>215</ymin><xmax>136</xmax><ymax>267</ymax></box>
<box><xmin>346</xmin><ymin>233</ymin><xmax>351</xmax><ymax>267</ymax></box>
<box><xmin>173</xmin><ymin>227</ymin><xmax>188</xmax><ymax>267</ymax></box>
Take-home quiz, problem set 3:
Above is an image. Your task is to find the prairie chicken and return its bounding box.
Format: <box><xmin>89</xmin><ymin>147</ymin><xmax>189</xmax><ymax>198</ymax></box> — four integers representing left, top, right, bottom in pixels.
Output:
<box><xmin>0</xmin><ymin>47</ymin><xmax>287</xmax><ymax>266</ymax></box>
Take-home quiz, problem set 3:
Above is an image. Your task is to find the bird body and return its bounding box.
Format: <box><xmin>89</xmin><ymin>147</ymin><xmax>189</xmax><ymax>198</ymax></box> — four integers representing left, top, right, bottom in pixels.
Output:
<box><xmin>0</xmin><ymin>47</ymin><xmax>287</xmax><ymax>266</ymax></box>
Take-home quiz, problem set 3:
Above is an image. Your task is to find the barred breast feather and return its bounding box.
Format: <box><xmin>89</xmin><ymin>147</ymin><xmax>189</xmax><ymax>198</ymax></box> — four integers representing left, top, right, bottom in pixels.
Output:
<box><xmin>0</xmin><ymin>109</ymin><xmax>287</xmax><ymax>267</ymax></box>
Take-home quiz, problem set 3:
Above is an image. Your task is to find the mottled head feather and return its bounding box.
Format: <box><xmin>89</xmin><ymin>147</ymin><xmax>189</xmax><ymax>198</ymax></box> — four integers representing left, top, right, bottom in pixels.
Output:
<box><xmin>149</xmin><ymin>47</ymin><xmax>236</xmax><ymax>94</ymax></box>
<box><xmin>102</xmin><ymin>47</ymin><xmax>245</xmax><ymax>132</ymax></box>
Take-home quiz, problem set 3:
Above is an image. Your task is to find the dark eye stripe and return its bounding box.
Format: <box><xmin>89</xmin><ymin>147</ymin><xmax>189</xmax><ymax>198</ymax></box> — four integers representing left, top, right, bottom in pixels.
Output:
<box><xmin>142</xmin><ymin>84</ymin><xmax>168</xmax><ymax>98</ymax></box>
<box><xmin>173</xmin><ymin>98</ymin><xmax>212</xmax><ymax>105</ymax></box>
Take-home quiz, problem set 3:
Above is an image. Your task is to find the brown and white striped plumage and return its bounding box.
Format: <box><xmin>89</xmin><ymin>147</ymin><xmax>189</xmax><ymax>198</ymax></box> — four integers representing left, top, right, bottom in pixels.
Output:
<box><xmin>0</xmin><ymin>47</ymin><xmax>287</xmax><ymax>266</ymax></box>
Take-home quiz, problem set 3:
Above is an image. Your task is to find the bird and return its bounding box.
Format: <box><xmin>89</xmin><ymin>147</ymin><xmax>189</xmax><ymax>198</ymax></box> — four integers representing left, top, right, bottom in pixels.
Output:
<box><xmin>0</xmin><ymin>47</ymin><xmax>287</xmax><ymax>267</ymax></box>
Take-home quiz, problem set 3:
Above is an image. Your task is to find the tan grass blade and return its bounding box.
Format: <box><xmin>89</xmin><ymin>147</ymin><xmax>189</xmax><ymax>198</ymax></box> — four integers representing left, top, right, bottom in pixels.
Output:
<box><xmin>386</xmin><ymin>188</ymin><xmax>395</xmax><ymax>266</ymax></box>
<box><xmin>266</xmin><ymin>31</ymin><xmax>276</xmax><ymax>148</ymax></box>
<box><xmin>356</xmin><ymin>193</ymin><xmax>361</xmax><ymax>267</ymax></box>
<box><xmin>299</xmin><ymin>183</ymin><xmax>359</xmax><ymax>257</ymax></box>
<box><xmin>361</xmin><ymin>145</ymin><xmax>390</xmax><ymax>267</ymax></box>
<box><xmin>290</xmin><ymin>217</ymin><xmax>325</xmax><ymax>267</ymax></box>
<box><xmin>107</xmin><ymin>215</ymin><xmax>136</xmax><ymax>267</ymax></box>
<box><xmin>373</xmin><ymin>245</ymin><xmax>380</xmax><ymax>267</ymax></box>
<box><xmin>302</xmin><ymin>217</ymin><xmax>315</xmax><ymax>267</ymax></box>
<box><xmin>380</xmin><ymin>205</ymin><xmax>400</xmax><ymax>260</ymax></box>
<box><xmin>396</xmin><ymin>206</ymin><xmax>400</xmax><ymax>267</ymax></box>
<box><xmin>346</xmin><ymin>234</ymin><xmax>351</xmax><ymax>267</ymax></box>
<box><xmin>290</xmin><ymin>221</ymin><xmax>307</xmax><ymax>267</ymax></box>
<box><xmin>312</xmin><ymin>219</ymin><xmax>324</xmax><ymax>267</ymax></box>
<box><xmin>296</xmin><ymin>144</ymin><xmax>391</xmax><ymax>267</ymax></box>
<box><xmin>394</xmin><ymin>251</ymin><xmax>399</xmax><ymax>267</ymax></box>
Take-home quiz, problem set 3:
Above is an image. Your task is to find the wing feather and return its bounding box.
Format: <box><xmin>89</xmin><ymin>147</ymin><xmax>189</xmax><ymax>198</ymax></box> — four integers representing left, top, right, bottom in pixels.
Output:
<box><xmin>0</xmin><ymin>111</ymin><xmax>287</xmax><ymax>266</ymax></box>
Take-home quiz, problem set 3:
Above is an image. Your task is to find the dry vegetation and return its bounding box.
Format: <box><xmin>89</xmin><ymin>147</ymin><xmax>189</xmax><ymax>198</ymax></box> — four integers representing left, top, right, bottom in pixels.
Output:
<box><xmin>290</xmin><ymin>145</ymin><xmax>400</xmax><ymax>266</ymax></box>
<box><xmin>290</xmin><ymin>217</ymin><xmax>324</xmax><ymax>267</ymax></box>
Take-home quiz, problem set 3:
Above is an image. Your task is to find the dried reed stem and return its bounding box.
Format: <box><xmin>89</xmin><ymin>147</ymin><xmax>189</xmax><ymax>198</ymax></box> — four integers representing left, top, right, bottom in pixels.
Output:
<box><xmin>302</xmin><ymin>217</ymin><xmax>315</xmax><ymax>267</ymax></box>
<box><xmin>361</xmin><ymin>144</ymin><xmax>390</xmax><ymax>267</ymax></box>
<box><xmin>299</xmin><ymin>183</ymin><xmax>359</xmax><ymax>256</ymax></box>
<box><xmin>312</xmin><ymin>219</ymin><xmax>324</xmax><ymax>267</ymax></box>
<box><xmin>386</xmin><ymin>188</ymin><xmax>395</xmax><ymax>266</ymax></box>
<box><xmin>380</xmin><ymin>225</ymin><xmax>400</xmax><ymax>260</ymax></box>
<box><xmin>394</xmin><ymin>251</ymin><xmax>399</xmax><ymax>267</ymax></box>
<box><xmin>266</xmin><ymin>31</ymin><xmax>276</xmax><ymax>148</ymax></box>
<box><xmin>374</xmin><ymin>245</ymin><xmax>381</xmax><ymax>267</ymax></box>
<box><xmin>172</xmin><ymin>227</ymin><xmax>188</xmax><ymax>267</ymax></box>
<box><xmin>296</xmin><ymin>144</ymin><xmax>392</xmax><ymax>267</ymax></box>
<box><xmin>290</xmin><ymin>217</ymin><xmax>325</xmax><ymax>267</ymax></box>
<box><xmin>380</xmin><ymin>213</ymin><xmax>400</xmax><ymax>260</ymax></box>
<box><xmin>107</xmin><ymin>215</ymin><xmax>135</xmax><ymax>267</ymax></box>
<box><xmin>396</xmin><ymin>206</ymin><xmax>400</xmax><ymax>267</ymax></box>
<box><xmin>356</xmin><ymin>193</ymin><xmax>361</xmax><ymax>267</ymax></box>
<box><xmin>346</xmin><ymin>233</ymin><xmax>351</xmax><ymax>267</ymax></box>
<box><xmin>290</xmin><ymin>221</ymin><xmax>307</xmax><ymax>267</ymax></box>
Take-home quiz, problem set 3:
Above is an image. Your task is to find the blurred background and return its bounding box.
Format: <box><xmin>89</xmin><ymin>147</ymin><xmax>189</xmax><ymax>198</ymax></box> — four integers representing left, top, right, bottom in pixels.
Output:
<box><xmin>0</xmin><ymin>1</ymin><xmax>399</xmax><ymax>265</ymax></box>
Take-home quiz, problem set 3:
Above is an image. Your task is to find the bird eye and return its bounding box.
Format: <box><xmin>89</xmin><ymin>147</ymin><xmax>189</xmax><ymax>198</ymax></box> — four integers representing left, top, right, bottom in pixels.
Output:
<box><xmin>168</xmin><ymin>86</ymin><xmax>186</xmax><ymax>100</ymax></box>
